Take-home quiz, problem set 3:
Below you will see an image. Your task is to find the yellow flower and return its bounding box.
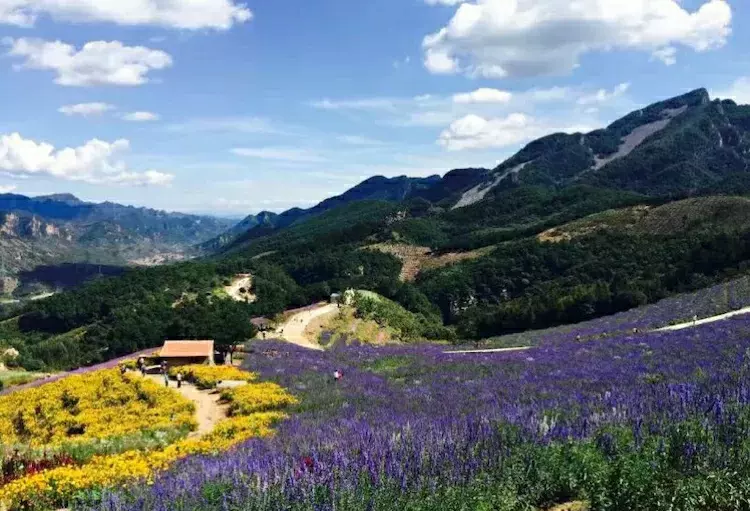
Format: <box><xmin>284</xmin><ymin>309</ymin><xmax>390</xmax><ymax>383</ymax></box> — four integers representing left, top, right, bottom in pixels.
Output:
<box><xmin>168</xmin><ymin>365</ymin><xmax>256</xmax><ymax>389</ymax></box>
<box><xmin>221</xmin><ymin>382</ymin><xmax>298</xmax><ymax>415</ymax></box>
<box><xmin>0</xmin><ymin>369</ymin><xmax>196</xmax><ymax>448</ymax></box>
<box><xmin>0</xmin><ymin>367</ymin><xmax>298</xmax><ymax>510</ymax></box>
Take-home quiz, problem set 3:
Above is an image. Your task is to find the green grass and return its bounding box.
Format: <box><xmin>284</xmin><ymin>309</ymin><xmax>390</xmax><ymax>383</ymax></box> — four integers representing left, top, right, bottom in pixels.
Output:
<box><xmin>0</xmin><ymin>370</ymin><xmax>47</xmax><ymax>387</ymax></box>
<box><xmin>363</xmin><ymin>355</ymin><xmax>414</xmax><ymax>375</ymax></box>
<box><xmin>0</xmin><ymin>426</ymin><xmax>192</xmax><ymax>465</ymax></box>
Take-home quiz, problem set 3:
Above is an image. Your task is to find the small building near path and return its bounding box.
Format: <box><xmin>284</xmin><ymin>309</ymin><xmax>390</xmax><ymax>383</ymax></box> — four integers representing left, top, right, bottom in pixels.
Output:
<box><xmin>159</xmin><ymin>340</ymin><xmax>215</xmax><ymax>366</ymax></box>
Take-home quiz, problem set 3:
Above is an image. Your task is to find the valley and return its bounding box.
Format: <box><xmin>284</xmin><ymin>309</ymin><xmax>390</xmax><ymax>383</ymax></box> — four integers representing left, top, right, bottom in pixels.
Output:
<box><xmin>2</xmin><ymin>88</ymin><xmax>750</xmax><ymax>510</ymax></box>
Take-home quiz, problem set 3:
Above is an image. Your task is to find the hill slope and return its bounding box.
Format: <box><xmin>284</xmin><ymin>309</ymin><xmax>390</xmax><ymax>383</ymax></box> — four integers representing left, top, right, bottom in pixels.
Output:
<box><xmin>423</xmin><ymin>88</ymin><xmax>750</xmax><ymax>208</ymax></box>
<box><xmin>207</xmin><ymin>175</ymin><xmax>440</xmax><ymax>252</ymax></box>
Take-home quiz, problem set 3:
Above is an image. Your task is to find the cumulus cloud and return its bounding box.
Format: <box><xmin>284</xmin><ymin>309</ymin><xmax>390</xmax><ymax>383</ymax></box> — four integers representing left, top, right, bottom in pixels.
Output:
<box><xmin>438</xmin><ymin>113</ymin><xmax>591</xmax><ymax>151</ymax></box>
<box><xmin>577</xmin><ymin>83</ymin><xmax>630</xmax><ymax>106</ymax></box>
<box><xmin>453</xmin><ymin>88</ymin><xmax>512</xmax><ymax>104</ymax></box>
<box><xmin>6</xmin><ymin>38</ymin><xmax>172</xmax><ymax>86</ymax></box>
<box><xmin>0</xmin><ymin>0</ymin><xmax>251</xmax><ymax>30</ymax></box>
<box><xmin>121</xmin><ymin>111</ymin><xmax>160</xmax><ymax>122</ymax></box>
<box><xmin>58</xmin><ymin>102</ymin><xmax>114</xmax><ymax>117</ymax></box>
<box><xmin>423</xmin><ymin>0</ymin><xmax>732</xmax><ymax>78</ymax></box>
<box><xmin>0</xmin><ymin>133</ymin><xmax>173</xmax><ymax>186</ymax></box>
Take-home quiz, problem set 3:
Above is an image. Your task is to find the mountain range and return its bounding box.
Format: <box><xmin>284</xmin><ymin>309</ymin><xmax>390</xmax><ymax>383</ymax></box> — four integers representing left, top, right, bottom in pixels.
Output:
<box><xmin>8</xmin><ymin>87</ymin><xmax>750</xmax><ymax>370</ymax></box>
<box><xmin>213</xmin><ymin>88</ymin><xmax>749</xmax><ymax>253</ymax></box>
<box><xmin>0</xmin><ymin>193</ymin><xmax>234</xmax><ymax>279</ymax></box>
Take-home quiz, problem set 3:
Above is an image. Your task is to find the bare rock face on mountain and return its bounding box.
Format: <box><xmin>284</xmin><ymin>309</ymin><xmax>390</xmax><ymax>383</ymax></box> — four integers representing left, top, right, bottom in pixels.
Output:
<box><xmin>445</xmin><ymin>88</ymin><xmax>750</xmax><ymax>208</ymax></box>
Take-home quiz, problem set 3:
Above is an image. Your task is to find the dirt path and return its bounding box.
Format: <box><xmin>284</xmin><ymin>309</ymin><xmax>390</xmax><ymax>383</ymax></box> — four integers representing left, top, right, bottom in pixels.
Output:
<box><xmin>275</xmin><ymin>304</ymin><xmax>337</xmax><ymax>351</ymax></box>
<box><xmin>145</xmin><ymin>375</ymin><xmax>228</xmax><ymax>437</ymax></box>
<box><xmin>444</xmin><ymin>346</ymin><xmax>531</xmax><ymax>355</ymax></box>
<box><xmin>657</xmin><ymin>306</ymin><xmax>750</xmax><ymax>332</ymax></box>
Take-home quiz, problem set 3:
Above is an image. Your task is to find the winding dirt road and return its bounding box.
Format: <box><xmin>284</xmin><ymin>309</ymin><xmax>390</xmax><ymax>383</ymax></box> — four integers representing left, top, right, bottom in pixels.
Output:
<box><xmin>274</xmin><ymin>304</ymin><xmax>337</xmax><ymax>351</ymax></box>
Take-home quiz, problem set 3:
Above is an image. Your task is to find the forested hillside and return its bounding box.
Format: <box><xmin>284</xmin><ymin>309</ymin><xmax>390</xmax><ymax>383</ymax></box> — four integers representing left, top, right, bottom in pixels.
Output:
<box><xmin>4</xmin><ymin>88</ymin><xmax>750</xmax><ymax>372</ymax></box>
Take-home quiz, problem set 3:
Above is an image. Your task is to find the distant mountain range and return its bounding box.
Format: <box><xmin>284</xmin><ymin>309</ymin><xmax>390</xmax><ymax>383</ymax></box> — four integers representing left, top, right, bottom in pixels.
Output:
<box><xmin>202</xmin><ymin>175</ymin><xmax>441</xmax><ymax>251</ymax></box>
<box><xmin>0</xmin><ymin>193</ymin><xmax>234</xmax><ymax>278</ymax></box>
<box><xmin>212</xmin><ymin>88</ymin><xmax>750</xmax><ymax>254</ymax></box>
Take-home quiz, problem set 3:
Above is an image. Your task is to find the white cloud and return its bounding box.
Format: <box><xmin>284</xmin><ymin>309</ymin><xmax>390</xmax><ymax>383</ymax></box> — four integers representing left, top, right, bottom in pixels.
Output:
<box><xmin>122</xmin><ymin>111</ymin><xmax>160</xmax><ymax>122</ymax></box>
<box><xmin>453</xmin><ymin>88</ymin><xmax>512</xmax><ymax>104</ymax></box>
<box><xmin>577</xmin><ymin>83</ymin><xmax>630</xmax><ymax>106</ymax></box>
<box><xmin>231</xmin><ymin>147</ymin><xmax>328</xmax><ymax>163</ymax></box>
<box><xmin>714</xmin><ymin>77</ymin><xmax>750</xmax><ymax>105</ymax></box>
<box><xmin>652</xmin><ymin>46</ymin><xmax>678</xmax><ymax>66</ymax></box>
<box><xmin>0</xmin><ymin>133</ymin><xmax>173</xmax><ymax>185</ymax></box>
<box><xmin>423</xmin><ymin>0</ymin><xmax>732</xmax><ymax>78</ymax></box>
<box><xmin>58</xmin><ymin>102</ymin><xmax>114</xmax><ymax>117</ymax></box>
<box><xmin>0</xmin><ymin>185</ymin><xmax>17</xmax><ymax>193</ymax></box>
<box><xmin>438</xmin><ymin>113</ymin><xmax>592</xmax><ymax>151</ymax></box>
<box><xmin>0</xmin><ymin>0</ymin><xmax>251</xmax><ymax>30</ymax></box>
<box><xmin>424</xmin><ymin>48</ymin><xmax>459</xmax><ymax>74</ymax></box>
<box><xmin>7</xmin><ymin>38</ymin><xmax>172</xmax><ymax>87</ymax></box>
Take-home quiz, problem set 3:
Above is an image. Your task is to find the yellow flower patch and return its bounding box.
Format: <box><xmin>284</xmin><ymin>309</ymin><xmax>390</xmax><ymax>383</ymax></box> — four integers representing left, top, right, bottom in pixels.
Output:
<box><xmin>0</xmin><ymin>367</ymin><xmax>298</xmax><ymax>510</ymax></box>
<box><xmin>169</xmin><ymin>365</ymin><xmax>257</xmax><ymax>389</ymax></box>
<box><xmin>0</xmin><ymin>370</ymin><xmax>196</xmax><ymax>447</ymax></box>
<box><xmin>221</xmin><ymin>382</ymin><xmax>299</xmax><ymax>415</ymax></box>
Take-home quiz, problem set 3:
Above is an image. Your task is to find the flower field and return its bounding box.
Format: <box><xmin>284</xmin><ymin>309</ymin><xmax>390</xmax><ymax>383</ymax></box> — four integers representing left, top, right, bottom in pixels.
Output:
<box><xmin>0</xmin><ymin>369</ymin><xmax>196</xmax><ymax>447</ymax></box>
<box><xmin>484</xmin><ymin>274</ymin><xmax>750</xmax><ymax>348</ymax></box>
<box><xmin>169</xmin><ymin>365</ymin><xmax>256</xmax><ymax>389</ymax></box>
<box><xmin>0</xmin><ymin>367</ymin><xmax>297</xmax><ymax>510</ymax></box>
<box><xmin>88</xmin><ymin>310</ymin><xmax>750</xmax><ymax>511</ymax></box>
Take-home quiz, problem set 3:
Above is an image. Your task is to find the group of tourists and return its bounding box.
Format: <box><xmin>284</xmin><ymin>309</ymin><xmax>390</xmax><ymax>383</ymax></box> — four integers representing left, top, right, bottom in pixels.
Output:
<box><xmin>134</xmin><ymin>357</ymin><xmax>182</xmax><ymax>388</ymax></box>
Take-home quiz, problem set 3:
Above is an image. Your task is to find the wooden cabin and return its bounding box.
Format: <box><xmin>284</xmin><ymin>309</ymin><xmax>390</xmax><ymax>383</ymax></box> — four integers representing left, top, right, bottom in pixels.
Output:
<box><xmin>159</xmin><ymin>340</ymin><xmax>215</xmax><ymax>366</ymax></box>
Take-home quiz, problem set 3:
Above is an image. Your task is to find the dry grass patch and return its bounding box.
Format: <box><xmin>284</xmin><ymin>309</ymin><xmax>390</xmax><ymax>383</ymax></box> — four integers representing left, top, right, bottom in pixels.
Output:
<box><xmin>364</xmin><ymin>243</ymin><xmax>493</xmax><ymax>281</ymax></box>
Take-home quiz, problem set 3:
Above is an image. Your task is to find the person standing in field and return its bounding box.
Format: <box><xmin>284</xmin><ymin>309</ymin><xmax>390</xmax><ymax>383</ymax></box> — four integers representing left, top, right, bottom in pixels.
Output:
<box><xmin>693</xmin><ymin>314</ymin><xmax>698</xmax><ymax>326</ymax></box>
<box><xmin>176</xmin><ymin>371</ymin><xmax>183</xmax><ymax>389</ymax></box>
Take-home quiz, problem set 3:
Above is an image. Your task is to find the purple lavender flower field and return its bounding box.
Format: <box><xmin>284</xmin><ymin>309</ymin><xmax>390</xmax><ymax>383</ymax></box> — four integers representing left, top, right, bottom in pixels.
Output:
<box><xmin>91</xmin><ymin>309</ymin><xmax>750</xmax><ymax>511</ymax></box>
<box><xmin>482</xmin><ymin>275</ymin><xmax>750</xmax><ymax>348</ymax></box>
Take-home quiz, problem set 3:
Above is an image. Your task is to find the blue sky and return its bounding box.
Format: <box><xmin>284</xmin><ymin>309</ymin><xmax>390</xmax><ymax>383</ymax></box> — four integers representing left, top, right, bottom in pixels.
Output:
<box><xmin>0</xmin><ymin>0</ymin><xmax>748</xmax><ymax>217</ymax></box>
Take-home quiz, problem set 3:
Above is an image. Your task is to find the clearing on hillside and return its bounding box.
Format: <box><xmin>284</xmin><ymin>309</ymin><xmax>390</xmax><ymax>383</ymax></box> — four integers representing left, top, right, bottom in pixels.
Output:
<box><xmin>220</xmin><ymin>274</ymin><xmax>257</xmax><ymax>302</ymax></box>
<box><xmin>364</xmin><ymin>243</ymin><xmax>494</xmax><ymax>281</ymax></box>
<box><xmin>538</xmin><ymin>196</ymin><xmax>750</xmax><ymax>243</ymax></box>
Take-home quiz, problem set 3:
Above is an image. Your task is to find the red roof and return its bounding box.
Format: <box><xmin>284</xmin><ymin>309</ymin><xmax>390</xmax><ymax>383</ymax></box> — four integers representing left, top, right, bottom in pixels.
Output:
<box><xmin>160</xmin><ymin>340</ymin><xmax>214</xmax><ymax>358</ymax></box>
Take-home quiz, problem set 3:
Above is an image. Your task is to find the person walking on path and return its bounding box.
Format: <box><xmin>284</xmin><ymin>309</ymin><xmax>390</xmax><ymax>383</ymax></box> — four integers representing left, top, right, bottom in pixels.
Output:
<box><xmin>162</xmin><ymin>361</ymin><xmax>169</xmax><ymax>387</ymax></box>
<box><xmin>176</xmin><ymin>371</ymin><xmax>183</xmax><ymax>389</ymax></box>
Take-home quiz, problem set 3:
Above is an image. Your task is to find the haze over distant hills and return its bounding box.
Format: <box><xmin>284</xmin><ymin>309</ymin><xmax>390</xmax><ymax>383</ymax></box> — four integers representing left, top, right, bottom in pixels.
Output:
<box><xmin>0</xmin><ymin>192</ymin><xmax>234</xmax><ymax>279</ymax></box>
